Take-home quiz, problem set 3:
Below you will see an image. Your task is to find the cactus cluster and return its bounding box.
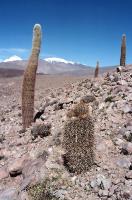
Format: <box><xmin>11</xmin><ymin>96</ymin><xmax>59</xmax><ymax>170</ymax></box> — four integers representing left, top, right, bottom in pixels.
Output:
<box><xmin>94</xmin><ymin>61</ymin><xmax>99</xmax><ymax>78</ymax></box>
<box><xmin>120</xmin><ymin>34</ymin><xmax>126</xmax><ymax>67</ymax></box>
<box><xmin>22</xmin><ymin>24</ymin><xmax>42</xmax><ymax>129</ymax></box>
<box><xmin>63</xmin><ymin>101</ymin><xmax>94</xmax><ymax>174</ymax></box>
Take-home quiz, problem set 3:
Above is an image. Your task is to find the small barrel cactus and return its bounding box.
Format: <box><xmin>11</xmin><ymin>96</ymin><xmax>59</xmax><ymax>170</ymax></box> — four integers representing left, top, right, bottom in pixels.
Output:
<box><xmin>63</xmin><ymin>101</ymin><xmax>94</xmax><ymax>174</ymax></box>
<box><xmin>120</xmin><ymin>34</ymin><xmax>126</xmax><ymax>67</ymax></box>
<box><xmin>22</xmin><ymin>24</ymin><xmax>42</xmax><ymax>129</ymax></box>
<box><xmin>31</xmin><ymin>123</ymin><xmax>51</xmax><ymax>139</ymax></box>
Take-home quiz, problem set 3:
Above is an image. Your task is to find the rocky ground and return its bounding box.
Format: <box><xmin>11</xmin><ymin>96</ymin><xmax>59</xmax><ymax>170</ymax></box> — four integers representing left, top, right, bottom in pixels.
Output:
<box><xmin>0</xmin><ymin>66</ymin><xmax>132</xmax><ymax>200</ymax></box>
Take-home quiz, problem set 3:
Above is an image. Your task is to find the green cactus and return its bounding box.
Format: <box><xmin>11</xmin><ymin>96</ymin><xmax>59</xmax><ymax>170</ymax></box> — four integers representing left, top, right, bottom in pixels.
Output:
<box><xmin>94</xmin><ymin>61</ymin><xmax>99</xmax><ymax>78</ymax></box>
<box><xmin>120</xmin><ymin>34</ymin><xmax>126</xmax><ymax>67</ymax></box>
<box><xmin>63</xmin><ymin>101</ymin><xmax>94</xmax><ymax>174</ymax></box>
<box><xmin>22</xmin><ymin>24</ymin><xmax>42</xmax><ymax>129</ymax></box>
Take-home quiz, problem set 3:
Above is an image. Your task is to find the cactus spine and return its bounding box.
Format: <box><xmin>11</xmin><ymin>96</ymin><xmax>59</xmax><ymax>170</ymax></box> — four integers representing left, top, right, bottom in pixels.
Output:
<box><xmin>94</xmin><ymin>61</ymin><xmax>99</xmax><ymax>78</ymax></box>
<box><xmin>22</xmin><ymin>24</ymin><xmax>42</xmax><ymax>129</ymax></box>
<box><xmin>120</xmin><ymin>34</ymin><xmax>126</xmax><ymax>67</ymax></box>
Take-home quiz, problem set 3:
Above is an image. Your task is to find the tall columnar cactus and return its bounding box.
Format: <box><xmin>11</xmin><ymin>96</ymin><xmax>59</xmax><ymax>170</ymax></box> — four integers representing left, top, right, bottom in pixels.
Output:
<box><xmin>94</xmin><ymin>61</ymin><xmax>99</xmax><ymax>78</ymax></box>
<box><xmin>120</xmin><ymin>34</ymin><xmax>126</xmax><ymax>67</ymax></box>
<box><xmin>63</xmin><ymin>101</ymin><xmax>94</xmax><ymax>174</ymax></box>
<box><xmin>22</xmin><ymin>24</ymin><xmax>42</xmax><ymax>129</ymax></box>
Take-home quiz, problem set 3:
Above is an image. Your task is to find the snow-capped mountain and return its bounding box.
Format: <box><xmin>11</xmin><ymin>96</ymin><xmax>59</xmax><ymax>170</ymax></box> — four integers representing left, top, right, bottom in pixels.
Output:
<box><xmin>44</xmin><ymin>57</ymin><xmax>75</xmax><ymax>65</ymax></box>
<box><xmin>0</xmin><ymin>56</ymin><xmax>115</xmax><ymax>77</ymax></box>
<box><xmin>3</xmin><ymin>55</ymin><xmax>22</xmax><ymax>62</ymax></box>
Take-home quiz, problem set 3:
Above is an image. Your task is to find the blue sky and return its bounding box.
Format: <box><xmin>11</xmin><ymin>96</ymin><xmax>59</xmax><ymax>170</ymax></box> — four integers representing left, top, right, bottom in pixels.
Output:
<box><xmin>0</xmin><ymin>0</ymin><xmax>132</xmax><ymax>66</ymax></box>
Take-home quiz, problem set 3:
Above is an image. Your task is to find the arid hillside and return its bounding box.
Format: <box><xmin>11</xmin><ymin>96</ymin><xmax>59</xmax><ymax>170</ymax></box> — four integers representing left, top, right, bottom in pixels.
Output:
<box><xmin>0</xmin><ymin>65</ymin><xmax>132</xmax><ymax>200</ymax></box>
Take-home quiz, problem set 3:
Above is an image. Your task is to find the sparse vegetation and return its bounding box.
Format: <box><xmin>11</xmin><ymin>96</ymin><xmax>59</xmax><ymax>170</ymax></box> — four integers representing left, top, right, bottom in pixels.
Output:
<box><xmin>31</xmin><ymin>123</ymin><xmax>51</xmax><ymax>139</ymax></box>
<box><xmin>27</xmin><ymin>180</ymin><xmax>59</xmax><ymax>200</ymax></box>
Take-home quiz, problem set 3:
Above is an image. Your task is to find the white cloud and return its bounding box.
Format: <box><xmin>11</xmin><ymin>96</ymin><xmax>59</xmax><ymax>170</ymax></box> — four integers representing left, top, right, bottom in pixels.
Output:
<box><xmin>0</xmin><ymin>48</ymin><xmax>28</xmax><ymax>53</ymax></box>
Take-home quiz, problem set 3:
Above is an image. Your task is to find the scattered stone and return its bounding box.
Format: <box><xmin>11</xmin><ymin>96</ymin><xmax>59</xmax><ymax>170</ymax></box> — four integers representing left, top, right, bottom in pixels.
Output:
<box><xmin>54</xmin><ymin>103</ymin><xmax>64</xmax><ymax>110</ymax></box>
<box><xmin>1</xmin><ymin>117</ymin><xmax>5</xmax><ymax>122</ymax></box>
<box><xmin>123</xmin><ymin>104</ymin><xmax>132</xmax><ymax>114</ymax></box>
<box><xmin>0</xmin><ymin>151</ymin><xmax>5</xmax><ymax>160</ymax></box>
<box><xmin>96</xmin><ymin>174</ymin><xmax>111</xmax><ymax>190</ymax></box>
<box><xmin>0</xmin><ymin>188</ymin><xmax>19</xmax><ymax>200</ymax></box>
<box><xmin>90</xmin><ymin>179</ymin><xmax>97</xmax><ymax>188</ymax></box>
<box><xmin>123</xmin><ymin>131</ymin><xmax>132</xmax><ymax>142</ymax></box>
<box><xmin>22</xmin><ymin>159</ymin><xmax>48</xmax><ymax>183</ymax></box>
<box><xmin>121</xmin><ymin>142</ymin><xmax>132</xmax><ymax>155</ymax></box>
<box><xmin>98</xmin><ymin>189</ymin><xmax>109</xmax><ymax>197</ymax></box>
<box><xmin>108</xmin><ymin>75</ymin><xmax>115</xmax><ymax>82</ymax></box>
<box><xmin>114</xmin><ymin>138</ymin><xmax>124</xmax><ymax>146</ymax></box>
<box><xmin>40</xmin><ymin>115</ymin><xmax>48</xmax><ymax>121</ymax></box>
<box><xmin>0</xmin><ymin>167</ymin><xmax>9</xmax><ymax>180</ymax></box>
<box><xmin>0</xmin><ymin>134</ymin><xmax>5</xmax><ymax>143</ymax></box>
<box><xmin>0</xmin><ymin>65</ymin><xmax>132</xmax><ymax>199</ymax></box>
<box><xmin>81</xmin><ymin>95</ymin><xmax>96</xmax><ymax>103</ymax></box>
<box><xmin>19</xmin><ymin>191</ymin><xmax>29</xmax><ymax>200</ymax></box>
<box><xmin>125</xmin><ymin>171</ymin><xmax>132</xmax><ymax>180</ymax></box>
<box><xmin>123</xmin><ymin>190</ymin><xmax>131</xmax><ymax>199</ymax></box>
<box><xmin>118</xmin><ymin>127</ymin><xmax>126</xmax><ymax>135</ymax></box>
<box><xmin>116</xmin><ymin>159</ymin><xmax>131</xmax><ymax>168</ymax></box>
<box><xmin>8</xmin><ymin>157</ymin><xmax>26</xmax><ymax>177</ymax></box>
<box><xmin>105</xmin><ymin>96</ymin><xmax>114</xmax><ymax>102</ymax></box>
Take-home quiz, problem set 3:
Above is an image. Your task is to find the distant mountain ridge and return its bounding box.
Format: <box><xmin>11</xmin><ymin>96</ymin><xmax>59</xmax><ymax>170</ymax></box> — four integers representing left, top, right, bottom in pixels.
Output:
<box><xmin>0</xmin><ymin>56</ymin><xmax>93</xmax><ymax>74</ymax></box>
<box><xmin>0</xmin><ymin>56</ymin><xmax>116</xmax><ymax>77</ymax></box>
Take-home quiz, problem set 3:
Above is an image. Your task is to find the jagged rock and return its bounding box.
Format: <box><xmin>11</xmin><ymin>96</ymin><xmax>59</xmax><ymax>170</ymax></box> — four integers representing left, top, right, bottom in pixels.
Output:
<box><xmin>108</xmin><ymin>75</ymin><xmax>115</xmax><ymax>82</ymax></box>
<box><xmin>0</xmin><ymin>188</ymin><xmax>19</xmax><ymax>200</ymax></box>
<box><xmin>0</xmin><ymin>134</ymin><xmax>5</xmax><ymax>143</ymax></box>
<box><xmin>54</xmin><ymin>103</ymin><xmax>64</xmax><ymax>110</ymax></box>
<box><xmin>22</xmin><ymin>159</ymin><xmax>48</xmax><ymax>184</ymax></box>
<box><xmin>20</xmin><ymin>176</ymin><xmax>34</xmax><ymax>191</ymax></box>
<box><xmin>80</xmin><ymin>95</ymin><xmax>96</xmax><ymax>103</ymax></box>
<box><xmin>54</xmin><ymin>189</ymin><xmax>67</xmax><ymax>199</ymax></box>
<box><xmin>123</xmin><ymin>131</ymin><xmax>132</xmax><ymax>142</ymax></box>
<box><xmin>40</xmin><ymin>115</ymin><xmax>48</xmax><ymax>121</ymax></box>
<box><xmin>116</xmin><ymin>159</ymin><xmax>131</xmax><ymax>168</ymax></box>
<box><xmin>98</xmin><ymin>189</ymin><xmax>109</xmax><ymax>197</ymax></box>
<box><xmin>0</xmin><ymin>167</ymin><xmax>9</xmax><ymax>180</ymax></box>
<box><xmin>8</xmin><ymin>157</ymin><xmax>27</xmax><ymax>177</ymax></box>
<box><xmin>96</xmin><ymin>174</ymin><xmax>111</xmax><ymax>190</ymax></box>
<box><xmin>29</xmin><ymin>146</ymin><xmax>48</xmax><ymax>160</ymax></box>
<box><xmin>0</xmin><ymin>151</ymin><xmax>5</xmax><ymax>160</ymax></box>
<box><xmin>126</xmin><ymin>126</ymin><xmax>132</xmax><ymax>131</ymax></box>
<box><xmin>1</xmin><ymin>117</ymin><xmax>5</xmax><ymax>122</ymax></box>
<box><xmin>125</xmin><ymin>171</ymin><xmax>132</xmax><ymax>180</ymax></box>
<box><xmin>114</xmin><ymin>138</ymin><xmax>124</xmax><ymax>146</ymax></box>
<box><xmin>90</xmin><ymin>179</ymin><xmax>97</xmax><ymax>188</ymax></box>
<box><xmin>19</xmin><ymin>191</ymin><xmax>29</xmax><ymax>200</ymax></box>
<box><xmin>121</xmin><ymin>80</ymin><xmax>128</xmax><ymax>85</ymax></box>
<box><xmin>123</xmin><ymin>104</ymin><xmax>132</xmax><ymax>114</ymax></box>
<box><xmin>121</xmin><ymin>142</ymin><xmax>132</xmax><ymax>155</ymax></box>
